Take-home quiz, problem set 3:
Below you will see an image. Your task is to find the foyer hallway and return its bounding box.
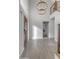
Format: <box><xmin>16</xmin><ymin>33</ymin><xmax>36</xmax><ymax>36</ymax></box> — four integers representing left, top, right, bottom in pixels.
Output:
<box><xmin>20</xmin><ymin>39</ymin><xmax>56</xmax><ymax>59</ymax></box>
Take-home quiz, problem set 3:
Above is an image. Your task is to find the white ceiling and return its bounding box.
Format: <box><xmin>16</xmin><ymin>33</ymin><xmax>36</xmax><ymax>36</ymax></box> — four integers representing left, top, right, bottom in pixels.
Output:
<box><xmin>20</xmin><ymin>0</ymin><xmax>60</xmax><ymax>22</ymax></box>
<box><xmin>20</xmin><ymin>0</ymin><xmax>29</xmax><ymax>17</ymax></box>
<box><xmin>20</xmin><ymin>0</ymin><xmax>55</xmax><ymax>14</ymax></box>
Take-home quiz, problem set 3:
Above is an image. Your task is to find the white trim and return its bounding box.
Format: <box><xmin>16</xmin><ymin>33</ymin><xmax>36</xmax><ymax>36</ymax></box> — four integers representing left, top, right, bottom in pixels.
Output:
<box><xmin>19</xmin><ymin>48</ymin><xmax>24</xmax><ymax>57</ymax></box>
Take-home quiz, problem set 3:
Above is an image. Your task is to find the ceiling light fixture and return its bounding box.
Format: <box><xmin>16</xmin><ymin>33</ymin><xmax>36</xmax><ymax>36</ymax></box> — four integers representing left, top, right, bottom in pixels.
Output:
<box><xmin>37</xmin><ymin>0</ymin><xmax>48</xmax><ymax>15</ymax></box>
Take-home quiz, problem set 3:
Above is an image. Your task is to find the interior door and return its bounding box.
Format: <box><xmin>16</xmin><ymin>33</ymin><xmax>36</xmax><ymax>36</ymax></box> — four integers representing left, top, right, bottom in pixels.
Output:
<box><xmin>24</xmin><ymin>16</ymin><xmax>28</xmax><ymax>47</ymax></box>
<box><xmin>43</xmin><ymin>22</ymin><xmax>49</xmax><ymax>39</ymax></box>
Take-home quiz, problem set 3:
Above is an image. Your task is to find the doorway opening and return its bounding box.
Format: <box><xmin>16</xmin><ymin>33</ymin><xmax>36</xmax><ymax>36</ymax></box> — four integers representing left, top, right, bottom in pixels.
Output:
<box><xmin>24</xmin><ymin>16</ymin><xmax>28</xmax><ymax>47</ymax></box>
<box><xmin>43</xmin><ymin>21</ymin><xmax>49</xmax><ymax>39</ymax></box>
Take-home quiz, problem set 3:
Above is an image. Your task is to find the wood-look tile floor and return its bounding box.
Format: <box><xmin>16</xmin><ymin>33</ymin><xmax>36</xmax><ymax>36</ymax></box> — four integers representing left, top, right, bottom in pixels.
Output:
<box><xmin>20</xmin><ymin>39</ymin><xmax>56</xmax><ymax>59</ymax></box>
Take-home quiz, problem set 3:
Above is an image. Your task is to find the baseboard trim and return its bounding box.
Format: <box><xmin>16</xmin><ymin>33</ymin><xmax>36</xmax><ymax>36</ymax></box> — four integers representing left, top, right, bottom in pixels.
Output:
<box><xmin>19</xmin><ymin>48</ymin><xmax>24</xmax><ymax>57</ymax></box>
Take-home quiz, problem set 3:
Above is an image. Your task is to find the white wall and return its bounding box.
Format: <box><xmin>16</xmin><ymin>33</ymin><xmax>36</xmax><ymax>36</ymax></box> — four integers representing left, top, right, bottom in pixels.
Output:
<box><xmin>20</xmin><ymin>0</ymin><xmax>29</xmax><ymax>17</ymax></box>
<box><xmin>55</xmin><ymin>11</ymin><xmax>60</xmax><ymax>42</ymax></box>
<box><xmin>19</xmin><ymin>9</ymin><xmax>24</xmax><ymax>56</ymax></box>
<box><xmin>49</xmin><ymin>17</ymin><xmax>55</xmax><ymax>39</ymax></box>
<box><xmin>20</xmin><ymin>0</ymin><xmax>30</xmax><ymax>40</ymax></box>
<box><xmin>50</xmin><ymin>11</ymin><xmax>60</xmax><ymax>42</ymax></box>
<box><xmin>19</xmin><ymin>0</ymin><xmax>29</xmax><ymax>56</ymax></box>
<box><xmin>30</xmin><ymin>20</ymin><xmax>43</xmax><ymax>40</ymax></box>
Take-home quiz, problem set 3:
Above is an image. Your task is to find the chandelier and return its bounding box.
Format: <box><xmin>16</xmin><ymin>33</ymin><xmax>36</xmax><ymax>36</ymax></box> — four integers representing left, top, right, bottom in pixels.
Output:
<box><xmin>37</xmin><ymin>0</ymin><xmax>48</xmax><ymax>15</ymax></box>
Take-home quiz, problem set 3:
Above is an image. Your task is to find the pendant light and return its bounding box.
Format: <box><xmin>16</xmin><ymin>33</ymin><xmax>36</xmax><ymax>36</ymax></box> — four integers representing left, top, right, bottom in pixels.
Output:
<box><xmin>37</xmin><ymin>0</ymin><xmax>48</xmax><ymax>15</ymax></box>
